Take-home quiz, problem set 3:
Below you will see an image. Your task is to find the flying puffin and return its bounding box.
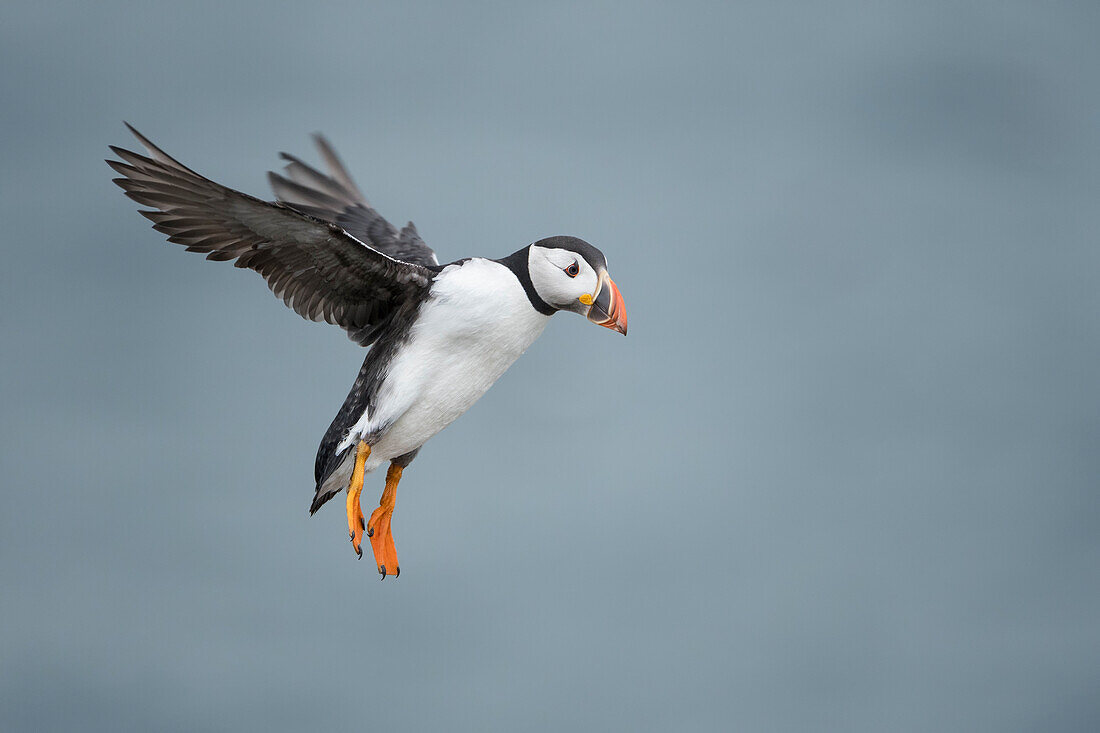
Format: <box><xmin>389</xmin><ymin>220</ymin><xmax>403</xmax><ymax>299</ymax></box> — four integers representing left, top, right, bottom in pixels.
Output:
<box><xmin>107</xmin><ymin>125</ymin><xmax>627</xmax><ymax>578</ymax></box>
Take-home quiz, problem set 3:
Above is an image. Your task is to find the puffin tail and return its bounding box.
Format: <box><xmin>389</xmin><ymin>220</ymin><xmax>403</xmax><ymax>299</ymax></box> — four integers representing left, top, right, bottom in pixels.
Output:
<box><xmin>309</xmin><ymin>445</ymin><xmax>357</xmax><ymax>515</ymax></box>
<box><xmin>308</xmin><ymin>488</ymin><xmax>336</xmax><ymax>515</ymax></box>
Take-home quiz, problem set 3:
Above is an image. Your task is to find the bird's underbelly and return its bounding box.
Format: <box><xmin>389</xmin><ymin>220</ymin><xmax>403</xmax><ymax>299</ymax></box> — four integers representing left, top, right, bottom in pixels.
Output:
<box><xmin>367</xmin><ymin>355</ymin><xmax>509</xmax><ymax>463</ymax></box>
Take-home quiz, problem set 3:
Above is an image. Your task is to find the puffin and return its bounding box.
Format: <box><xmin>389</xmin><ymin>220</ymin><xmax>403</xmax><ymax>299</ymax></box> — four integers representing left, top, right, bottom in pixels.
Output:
<box><xmin>107</xmin><ymin>125</ymin><xmax>627</xmax><ymax>578</ymax></box>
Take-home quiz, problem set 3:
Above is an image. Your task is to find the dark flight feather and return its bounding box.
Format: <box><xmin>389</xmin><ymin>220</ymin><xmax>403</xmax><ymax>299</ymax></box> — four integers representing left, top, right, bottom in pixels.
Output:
<box><xmin>268</xmin><ymin>135</ymin><xmax>440</xmax><ymax>268</ymax></box>
<box><xmin>107</xmin><ymin>123</ymin><xmax>437</xmax><ymax>347</ymax></box>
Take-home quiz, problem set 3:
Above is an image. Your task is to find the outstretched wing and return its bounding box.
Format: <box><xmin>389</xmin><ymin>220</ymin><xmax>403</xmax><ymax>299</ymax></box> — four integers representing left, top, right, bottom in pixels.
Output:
<box><xmin>107</xmin><ymin>124</ymin><xmax>436</xmax><ymax>347</ymax></box>
<box><xmin>268</xmin><ymin>135</ymin><xmax>439</xmax><ymax>267</ymax></box>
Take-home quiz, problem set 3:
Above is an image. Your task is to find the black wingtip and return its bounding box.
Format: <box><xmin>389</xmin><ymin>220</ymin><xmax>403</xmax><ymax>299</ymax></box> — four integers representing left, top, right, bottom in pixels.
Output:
<box><xmin>123</xmin><ymin>121</ymin><xmax>150</xmax><ymax>147</ymax></box>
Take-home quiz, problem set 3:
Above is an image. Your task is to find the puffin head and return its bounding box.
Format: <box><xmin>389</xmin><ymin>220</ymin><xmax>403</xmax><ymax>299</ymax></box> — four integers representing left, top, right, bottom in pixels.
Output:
<box><xmin>525</xmin><ymin>236</ymin><xmax>627</xmax><ymax>335</ymax></box>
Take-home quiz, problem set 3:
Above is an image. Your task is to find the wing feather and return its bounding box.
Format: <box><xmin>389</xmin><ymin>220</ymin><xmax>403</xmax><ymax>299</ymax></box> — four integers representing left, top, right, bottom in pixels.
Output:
<box><xmin>108</xmin><ymin>124</ymin><xmax>435</xmax><ymax>346</ymax></box>
<box><xmin>268</xmin><ymin>136</ymin><xmax>439</xmax><ymax>266</ymax></box>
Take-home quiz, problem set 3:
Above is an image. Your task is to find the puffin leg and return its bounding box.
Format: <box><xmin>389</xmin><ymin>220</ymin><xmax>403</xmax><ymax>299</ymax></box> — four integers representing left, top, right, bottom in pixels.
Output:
<box><xmin>367</xmin><ymin>462</ymin><xmax>403</xmax><ymax>578</ymax></box>
<box><xmin>345</xmin><ymin>441</ymin><xmax>371</xmax><ymax>558</ymax></box>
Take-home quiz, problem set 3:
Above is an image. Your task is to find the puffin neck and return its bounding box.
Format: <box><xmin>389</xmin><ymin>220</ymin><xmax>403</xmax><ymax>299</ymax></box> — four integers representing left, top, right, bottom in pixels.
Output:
<box><xmin>496</xmin><ymin>247</ymin><xmax>556</xmax><ymax>316</ymax></box>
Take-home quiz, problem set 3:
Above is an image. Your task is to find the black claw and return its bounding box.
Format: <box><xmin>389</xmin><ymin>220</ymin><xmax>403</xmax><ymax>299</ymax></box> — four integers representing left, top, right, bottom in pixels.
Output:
<box><xmin>395</xmin><ymin>566</ymin><xmax>400</xmax><ymax>578</ymax></box>
<box><xmin>355</xmin><ymin>546</ymin><xmax>362</xmax><ymax>559</ymax></box>
<box><xmin>379</xmin><ymin>564</ymin><xmax>387</xmax><ymax>579</ymax></box>
<box><xmin>360</xmin><ymin>517</ymin><xmax>365</xmax><ymax>530</ymax></box>
<box><xmin>366</xmin><ymin>526</ymin><xmax>374</xmax><ymax>538</ymax></box>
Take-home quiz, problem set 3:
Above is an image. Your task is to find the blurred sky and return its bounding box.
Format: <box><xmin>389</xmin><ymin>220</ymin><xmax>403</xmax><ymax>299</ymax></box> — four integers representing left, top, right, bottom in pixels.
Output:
<box><xmin>2</xmin><ymin>1</ymin><xmax>1099</xmax><ymax>731</ymax></box>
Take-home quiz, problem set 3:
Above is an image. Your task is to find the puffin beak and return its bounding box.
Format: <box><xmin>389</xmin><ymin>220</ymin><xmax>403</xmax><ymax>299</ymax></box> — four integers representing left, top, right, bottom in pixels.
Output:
<box><xmin>587</xmin><ymin>272</ymin><xmax>628</xmax><ymax>335</ymax></box>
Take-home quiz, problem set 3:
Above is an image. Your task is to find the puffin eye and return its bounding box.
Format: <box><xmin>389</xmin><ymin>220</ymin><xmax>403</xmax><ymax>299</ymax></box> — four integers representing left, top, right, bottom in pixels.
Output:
<box><xmin>564</xmin><ymin>261</ymin><xmax>580</xmax><ymax>278</ymax></box>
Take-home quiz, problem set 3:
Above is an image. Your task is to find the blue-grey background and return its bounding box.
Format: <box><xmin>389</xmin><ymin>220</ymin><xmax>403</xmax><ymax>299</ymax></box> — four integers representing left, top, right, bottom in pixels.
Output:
<box><xmin>2</xmin><ymin>2</ymin><xmax>1098</xmax><ymax>731</ymax></box>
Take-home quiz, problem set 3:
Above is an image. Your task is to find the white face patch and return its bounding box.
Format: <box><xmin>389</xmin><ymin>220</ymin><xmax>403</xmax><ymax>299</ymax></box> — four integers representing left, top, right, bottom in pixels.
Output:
<box><xmin>527</xmin><ymin>246</ymin><xmax>601</xmax><ymax>312</ymax></box>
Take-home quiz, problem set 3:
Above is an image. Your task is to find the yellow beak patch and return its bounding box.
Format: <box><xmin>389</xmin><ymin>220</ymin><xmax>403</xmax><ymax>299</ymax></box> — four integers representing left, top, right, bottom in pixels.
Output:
<box><xmin>579</xmin><ymin>293</ymin><xmax>593</xmax><ymax>305</ymax></box>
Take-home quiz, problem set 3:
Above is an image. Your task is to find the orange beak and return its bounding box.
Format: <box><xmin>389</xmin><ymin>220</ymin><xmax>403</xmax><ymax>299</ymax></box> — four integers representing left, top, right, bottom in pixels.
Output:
<box><xmin>586</xmin><ymin>273</ymin><xmax>628</xmax><ymax>335</ymax></box>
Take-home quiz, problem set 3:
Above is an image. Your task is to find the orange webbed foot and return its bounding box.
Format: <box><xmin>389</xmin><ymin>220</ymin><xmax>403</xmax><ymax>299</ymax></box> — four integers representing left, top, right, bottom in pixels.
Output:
<box><xmin>366</xmin><ymin>462</ymin><xmax>403</xmax><ymax>579</ymax></box>
<box><xmin>345</xmin><ymin>442</ymin><xmax>370</xmax><ymax>559</ymax></box>
<box><xmin>349</xmin><ymin>509</ymin><xmax>365</xmax><ymax>559</ymax></box>
<box><xmin>367</xmin><ymin>506</ymin><xmax>399</xmax><ymax>578</ymax></box>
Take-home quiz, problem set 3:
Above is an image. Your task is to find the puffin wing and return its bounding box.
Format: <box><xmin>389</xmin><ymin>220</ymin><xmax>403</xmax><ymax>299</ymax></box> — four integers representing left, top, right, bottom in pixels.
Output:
<box><xmin>268</xmin><ymin>135</ymin><xmax>440</xmax><ymax>267</ymax></box>
<box><xmin>108</xmin><ymin>124</ymin><xmax>435</xmax><ymax>347</ymax></box>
